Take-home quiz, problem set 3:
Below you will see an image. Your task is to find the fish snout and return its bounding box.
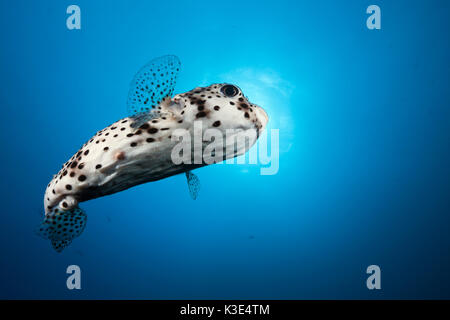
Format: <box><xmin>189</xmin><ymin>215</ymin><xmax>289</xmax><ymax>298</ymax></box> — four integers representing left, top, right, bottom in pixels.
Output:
<box><xmin>254</xmin><ymin>105</ymin><xmax>269</xmax><ymax>133</ymax></box>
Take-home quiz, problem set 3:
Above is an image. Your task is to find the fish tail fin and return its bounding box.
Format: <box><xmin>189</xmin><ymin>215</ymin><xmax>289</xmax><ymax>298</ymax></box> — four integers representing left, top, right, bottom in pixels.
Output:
<box><xmin>36</xmin><ymin>206</ymin><xmax>87</xmax><ymax>253</ymax></box>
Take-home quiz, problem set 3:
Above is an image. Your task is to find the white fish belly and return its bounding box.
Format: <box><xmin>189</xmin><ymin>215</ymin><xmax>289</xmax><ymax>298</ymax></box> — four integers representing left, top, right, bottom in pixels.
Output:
<box><xmin>43</xmin><ymin>117</ymin><xmax>201</xmax><ymax>212</ymax></box>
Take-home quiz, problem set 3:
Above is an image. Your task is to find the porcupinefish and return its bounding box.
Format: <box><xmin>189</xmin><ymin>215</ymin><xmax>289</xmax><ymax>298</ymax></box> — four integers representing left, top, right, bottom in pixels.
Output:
<box><xmin>38</xmin><ymin>55</ymin><xmax>268</xmax><ymax>252</ymax></box>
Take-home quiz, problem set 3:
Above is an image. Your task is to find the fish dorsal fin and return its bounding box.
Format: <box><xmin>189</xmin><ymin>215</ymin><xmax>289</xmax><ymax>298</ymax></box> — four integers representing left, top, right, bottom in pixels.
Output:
<box><xmin>127</xmin><ymin>55</ymin><xmax>181</xmax><ymax>128</ymax></box>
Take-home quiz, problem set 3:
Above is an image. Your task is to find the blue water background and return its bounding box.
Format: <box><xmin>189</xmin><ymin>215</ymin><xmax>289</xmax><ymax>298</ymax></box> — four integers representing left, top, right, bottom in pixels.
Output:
<box><xmin>0</xmin><ymin>0</ymin><xmax>449</xmax><ymax>299</ymax></box>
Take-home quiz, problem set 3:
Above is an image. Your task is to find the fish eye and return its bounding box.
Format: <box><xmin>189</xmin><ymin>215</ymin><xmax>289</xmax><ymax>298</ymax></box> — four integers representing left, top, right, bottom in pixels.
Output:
<box><xmin>221</xmin><ymin>84</ymin><xmax>239</xmax><ymax>97</ymax></box>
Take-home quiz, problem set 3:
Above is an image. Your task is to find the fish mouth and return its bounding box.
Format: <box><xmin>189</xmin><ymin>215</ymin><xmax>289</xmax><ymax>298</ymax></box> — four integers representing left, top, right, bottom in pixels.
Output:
<box><xmin>253</xmin><ymin>105</ymin><xmax>269</xmax><ymax>136</ymax></box>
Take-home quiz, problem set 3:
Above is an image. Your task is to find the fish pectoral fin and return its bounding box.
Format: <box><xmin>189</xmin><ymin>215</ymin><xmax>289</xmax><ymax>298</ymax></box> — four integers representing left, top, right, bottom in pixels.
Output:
<box><xmin>129</xmin><ymin>109</ymin><xmax>170</xmax><ymax>130</ymax></box>
<box><xmin>127</xmin><ymin>55</ymin><xmax>181</xmax><ymax>126</ymax></box>
<box><xmin>186</xmin><ymin>171</ymin><xmax>200</xmax><ymax>200</ymax></box>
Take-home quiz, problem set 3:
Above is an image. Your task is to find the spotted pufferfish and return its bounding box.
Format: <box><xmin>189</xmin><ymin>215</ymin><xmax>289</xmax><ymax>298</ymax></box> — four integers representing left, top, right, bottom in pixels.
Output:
<box><xmin>38</xmin><ymin>55</ymin><xmax>268</xmax><ymax>252</ymax></box>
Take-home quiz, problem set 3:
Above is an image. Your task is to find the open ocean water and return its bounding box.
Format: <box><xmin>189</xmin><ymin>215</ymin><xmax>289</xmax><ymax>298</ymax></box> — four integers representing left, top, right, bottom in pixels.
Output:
<box><xmin>0</xmin><ymin>0</ymin><xmax>449</xmax><ymax>299</ymax></box>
